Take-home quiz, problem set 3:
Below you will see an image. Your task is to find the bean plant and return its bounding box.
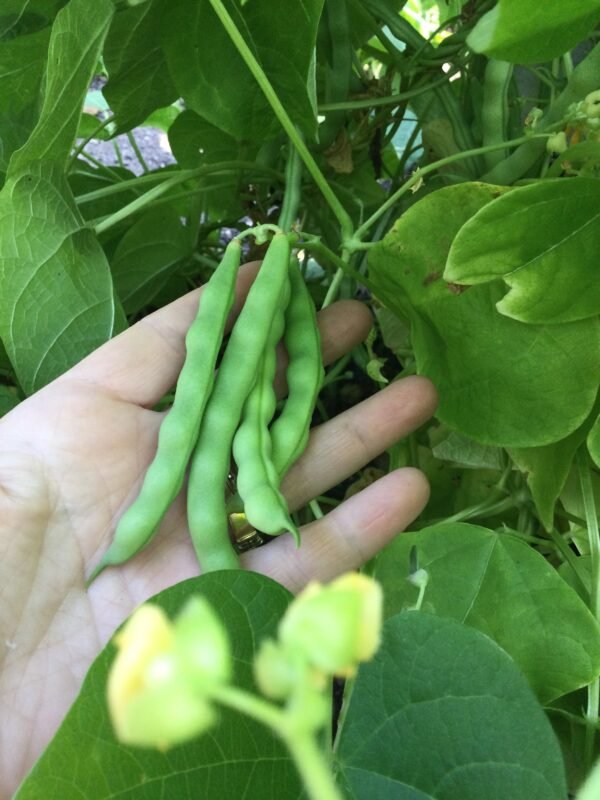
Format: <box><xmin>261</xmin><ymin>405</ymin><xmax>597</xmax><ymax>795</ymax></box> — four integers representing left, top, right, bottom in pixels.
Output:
<box><xmin>1</xmin><ymin>0</ymin><xmax>600</xmax><ymax>798</ymax></box>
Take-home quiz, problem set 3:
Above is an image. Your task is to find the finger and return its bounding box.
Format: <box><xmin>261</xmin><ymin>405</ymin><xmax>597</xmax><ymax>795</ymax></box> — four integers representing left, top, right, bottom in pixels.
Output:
<box><xmin>282</xmin><ymin>376</ymin><xmax>438</xmax><ymax>511</ymax></box>
<box><xmin>243</xmin><ymin>467</ymin><xmax>429</xmax><ymax>592</ymax></box>
<box><xmin>67</xmin><ymin>266</ymin><xmax>373</xmax><ymax>407</ymax></box>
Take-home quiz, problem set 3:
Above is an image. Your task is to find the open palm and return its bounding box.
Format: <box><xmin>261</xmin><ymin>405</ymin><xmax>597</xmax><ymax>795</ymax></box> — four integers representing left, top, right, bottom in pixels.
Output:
<box><xmin>0</xmin><ymin>263</ymin><xmax>437</xmax><ymax>798</ymax></box>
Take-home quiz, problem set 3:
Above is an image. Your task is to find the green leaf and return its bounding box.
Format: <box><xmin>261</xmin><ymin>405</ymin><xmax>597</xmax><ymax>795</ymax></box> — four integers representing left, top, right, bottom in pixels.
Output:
<box><xmin>143</xmin><ymin>104</ymin><xmax>182</xmax><ymax>133</ymax></box>
<box><xmin>0</xmin><ymin>27</ymin><xmax>50</xmax><ymax>173</ymax></box>
<box><xmin>168</xmin><ymin>109</ymin><xmax>259</xmax><ymax>215</ymax></box>
<box><xmin>547</xmin><ymin>140</ymin><xmax>600</xmax><ymax>178</ymax></box>
<box><xmin>162</xmin><ymin>0</ymin><xmax>323</xmax><ymax>141</ymax></box>
<box><xmin>0</xmin><ymin>338</ymin><xmax>9</xmax><ymax>369</ymax></box>
<box><xmin>373</xmin><ymin>523</ymin><xmax>600</xmax><ymax>703</ymax></box>
<box><xmin>414</xmin><ymin>443</ymin><xmax>511</xmax><ymax>528</ymax></box>
<box><xmin>103</xmin><ymin>0</ymin><xmax>179</xmax><ymax>134</ymax></box>
<box><xmin>578</xmin><ymin>754</ymin><xmax>600</xmax><ymax>799</ymax></box>
<box><xmin>0</xmin><ymin>0</ymin><xmax>115</xmax><ymax>394</ymax></box>
<box><xmin>0</xmin><ymin>167</ymin><xmax>116</xmax><ymax>393</ymax></box>
<box><xmin>467</xmin><ymin>0</ymin><xmax>600</xmax><ymax>64</ymax></box>
<box><xmin>0</xmin><ymin>385</ymin><xmax>19</xmax><ymax>416</ymax></box>
<box><xmin>558</xmin><ymin>555</ymin><xmax>591</xmax><ymax>603</ymax></box>
<box><xmin>430</xmin><ymin>427</ymin><xmax>505</xmax><ymax>470</ymax></box>
<box><xmin>70</xmin><ymin>162</ymin><xmax>139</xmax><ymax>223</ymax></box>
<box><xmin>509</xmin><ymin>401</ymin><xmax>600</xmax><ymax>530</ymax></box>
<box><xmin>76</xmin><ymin>113</ymin><xmax>112</xmax><ymax>142</ymax></box>
<box><xmin>445</xmin><ymin>179</ymin><xmax>600</xmax><ymax>324</ymax></box>
<box><xmin>0</xmin><ymin>0</ymin><xmax>66</xmax><ymax>39</ymax></box>
<box><xmin>368</xmin><ymin>182</ymin><xmax>600</xmax><ymax>447</ymax></box>
<box><xmin>560</xmin><ymin>461</ymin><xmax>600</xmax><ymax>554</ymax></box>
<box><xmin>16</xmin><ymin>571</ymin><xmax>302</xmax><ymax>800</ymax></box>
<box><xmin>9</xmin><ymin>0</ymin><xmax>113</xmax><ymax>173</ymax></box>
<box><xmin>589</xmin><ymin>415</ymin><xmax>600</xmax><ymax>468</ymax></box>
<box><xmin>169</xmin><ymin>110</ymin><xmax>256</xmax><ymax>168</ymax></box>
<box><xmin>335</xmin><ymin>611</ymin><xmax>567</xmax><ymax>799</ymax></box>
<box><xmin>111</xmin><ymin>207</ymin><xmax>190</xmax><ymax>315</ymax></box>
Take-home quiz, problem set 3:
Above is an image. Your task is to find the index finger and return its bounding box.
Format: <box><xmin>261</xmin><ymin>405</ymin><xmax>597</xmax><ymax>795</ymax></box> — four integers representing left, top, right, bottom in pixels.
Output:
<box><xmin>66</xmin><ymin>262</ymin><xmax>373</xmax><ymax>408</ymax></box>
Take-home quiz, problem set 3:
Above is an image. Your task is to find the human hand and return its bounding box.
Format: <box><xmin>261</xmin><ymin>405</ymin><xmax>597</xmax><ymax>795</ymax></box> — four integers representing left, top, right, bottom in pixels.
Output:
<box><xmin>0</xmin><ymin>262</ymin><xmax>437</xmax><ymax>797</ymax></box>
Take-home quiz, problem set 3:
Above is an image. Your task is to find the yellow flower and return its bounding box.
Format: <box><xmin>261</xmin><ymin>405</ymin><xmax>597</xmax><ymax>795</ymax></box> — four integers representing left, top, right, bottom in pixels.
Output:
<box><xmin>583</xmin><ymin>89</ymin><xmax>600</xmax><ymax>119</ymax></box>
<box><xmin>107</xmin><ymin>600</ymin><xmax>228</xmax><ymax>749</ymax></box>
<box><xmin>108</xmin><ymin>605</ymin><xmax>174</xmax><ymax>739</ymax></box>
<box><xmin>279</xmin><ymin>573</ymin><xmax>383</xmax><ymax>678</ymax></box>
<box><xmin>546</xmin><ymin>131</ymin><xmax>567</xmax><ymax>154</ymax></box>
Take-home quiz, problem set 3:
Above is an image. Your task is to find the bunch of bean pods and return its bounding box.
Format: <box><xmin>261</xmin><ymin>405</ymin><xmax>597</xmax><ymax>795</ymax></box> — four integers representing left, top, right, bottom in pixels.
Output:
<box><xmin>89</xmin><ymin>227</ymin><xmax>323</xmax><ymax>582</ymax></box>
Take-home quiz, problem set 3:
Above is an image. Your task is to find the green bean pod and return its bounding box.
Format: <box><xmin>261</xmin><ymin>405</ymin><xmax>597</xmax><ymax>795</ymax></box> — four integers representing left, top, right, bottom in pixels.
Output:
<box><xmin>270</xmin><ymin>258</ymin><xmax>324</xmax><ymax>479</ymax></box>
<box><xmin>232</xmin><ymin>279</ymin><xmax>299</xmax><ymax>543</ymax></box>
<box><xmin>187</xmin><ymin>232</ymin><xmax>292</xmax><ymax>573</ymax></box>
<box><xmin>88</xmin><ymin>239</ymin><xmax>242</xmax><ymax>582</ymax></box>
<box><xmin>482</xmin><ymin>59</ymin><xmax>513</xmax><ymax>171</ymax></box>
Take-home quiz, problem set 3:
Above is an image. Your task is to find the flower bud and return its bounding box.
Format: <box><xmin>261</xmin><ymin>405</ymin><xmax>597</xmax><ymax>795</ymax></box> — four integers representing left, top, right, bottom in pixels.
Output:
<box><xmin>546</xmin><ymin>131</ymin><xmax>567</xmax><ymax>154</ymax></box>
<box><xmin>279</xmin><ymin>573</ymin><xmax>383</xmax><ymax>678</ymax></box>
<box><xmin>584</xmin><ymin>90</ymin><xmax>600</xmax><ymax>119</ymax></box>
<box><xmin>174</xmin><ymin>596</ymin><xmax>232</xmax><ymax>688</ymax></box>
<box><xmin>254</xmin><ymin>639</ymin><xmax>298</xmax><ymax>700</ymax></box>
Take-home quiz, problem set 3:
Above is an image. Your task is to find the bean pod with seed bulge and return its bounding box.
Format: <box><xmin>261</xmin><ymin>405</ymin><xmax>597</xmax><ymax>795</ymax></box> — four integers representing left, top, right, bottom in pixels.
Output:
<box><xmin>187</xmin><ymin>233</ymin><xmax>293</xmax><ymax>573</ymax></box>
<box><xmin>232</xmin><ymin>277</ymin><xmax>299</xmax><ymax>542</ymax></box>
<box><xmin>270</xmin><ymin>257</ymin><xmax>324</xmax><ymax>479</ymax></box>
<box><xmin>88</xmin><ymin>240</ymin><xmax>242</xmax><ymax>582</ymax></box>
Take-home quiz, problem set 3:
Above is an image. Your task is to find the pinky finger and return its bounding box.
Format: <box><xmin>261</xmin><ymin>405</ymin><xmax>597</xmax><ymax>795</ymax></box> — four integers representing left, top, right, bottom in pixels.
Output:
<box><xmin>242</xmin><ymin>467</ymin><xmax>430</xmax><ymax>593</ymax></box>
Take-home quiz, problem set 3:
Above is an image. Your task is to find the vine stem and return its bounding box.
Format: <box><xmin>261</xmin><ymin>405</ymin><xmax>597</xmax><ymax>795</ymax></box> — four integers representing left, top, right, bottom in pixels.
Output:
<box><xmin>92</xmin><ymin>162</ymin><xmax>280</xmax><ymax>234</ymax></box>
<box><xmin>212</xmin><ymin>685</ymin><xmax>343</xmax><ymax>800</ymax></box>
<box><xmin>278</xmin><ymin>141</ymin><xmax>303</xmax><ymax>231</ymax></box>
<box><xmin>350</xmin><ymin>133</ymin><xmax>552</xmax><ymax>244</ymax></box>
<box><xmin>299</xmin><ymin>236</ymin><xmax>376</xmax><ymax>295</ymax></box>
<box><xmin>545</xmin><ymin>526</ymin><xmax>589</xmax><ymax>599</ymax></box>
<box><xmin>127</xmin><ymin>131</ymin><xmax>150</xmax><ymax>173</ymax></box>
<box><xmin>68</xmin><ymin>114</ymin><xmax>115</xmax><ymax>170</ymax></box>
<box><xmin>77</xmin><ymin>160</ymin><xmax>283</xmax><ymax>205</ymax></box>
<box><xmin>578</xmin><ymin>448</ymin><xmax>600</xmax><ymax>771</ymax></box>
<box><xmin>283</xmin><ymin>726</ymin><xmax>343</xmax><ymax>800</ymax></box>
<box><xmin>318</xmin><ymin>69</ymin><xmax>459</xmax><ymax>112</ymax></box>
<box><xmin>321</xmin><ymin>249</ymin><xmax>350</xmax><ymax>309</ymax></box>
<box><xmin>207</xmin><ymin>0</ymin><xmax>354</xmax><ymax>242</ymax></box>
<box><xmin>578</xmin><ymin>449</ymin><xmax>600</xmax><ymax>617</ymax></box>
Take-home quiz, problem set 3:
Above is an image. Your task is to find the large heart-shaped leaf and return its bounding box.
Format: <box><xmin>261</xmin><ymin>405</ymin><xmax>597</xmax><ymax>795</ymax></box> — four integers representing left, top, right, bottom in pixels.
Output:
<box><xmin>335</xmin><ymin>611</ymin><xmax>567</xmax><ymax>799</ymax></box>
<box><xmin>162</xmin><ymin>0</ymin><xmax>323</xmax><ymax>141</ymax></box>
<box><xmin>0</xmin><ymin>27</ymin><xmax>49</xmax><ymax>174</ymax></box>
<box><xmin>373</xmin><ymin>523</ymin><xmax>600</xmax><ymax>703</ymax></box>
<box><xmin>0</xmin><ymin>0</ymin><xmax>68</xmax><ymax>172</ymax></box>
<box><xmin>468</xmin><ymin>0</ymin><xmax>600</xmax><ymax>63</ymax></box>
<box><xmin>103</xmin><ymin>0</ymin><xmax>179</xmax><ymax>133</ymax></box>
<box><xmin>16</xmin><ymin>571</ymin><xmax>301</xmax><ymax>799</ymax></box>
<box><xmin>8</xmin><ymin>0</ymin><xmax>113</xmax><ymax>173</ymax></box>
<box><xmin>368</xmin><ymin>182</ymin><xmax>600</xmax><ymax>447</ymax></box>
<box><xmin>0</xmin><ymin>0</ymin><xmax>115</xmax><ymax>394</ymax></box>
<box><xmin>445</xmin><ymin>179</ymin><xmax>600</xmax><ymax>324</ymax></box>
